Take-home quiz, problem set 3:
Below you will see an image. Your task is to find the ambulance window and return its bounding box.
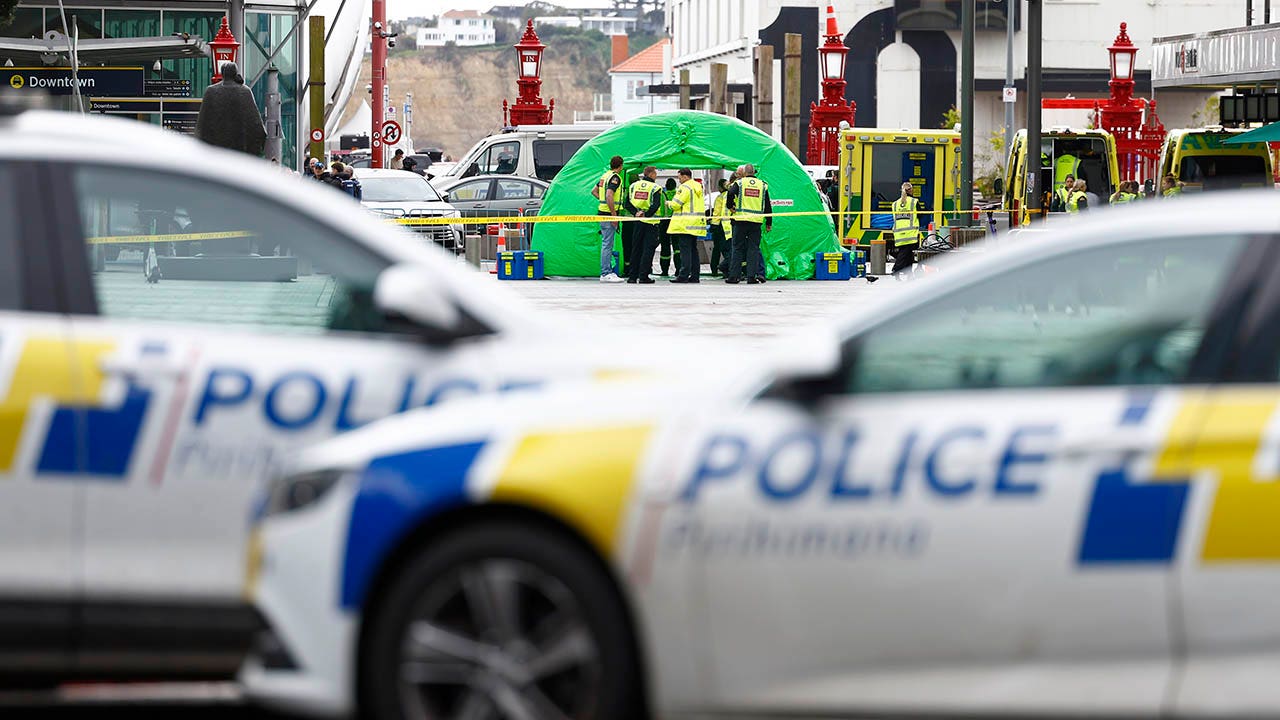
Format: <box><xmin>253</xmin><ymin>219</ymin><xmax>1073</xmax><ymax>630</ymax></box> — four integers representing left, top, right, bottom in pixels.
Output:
<box><xmin>869</xmin><ymin>145</ymin><xmax>933</xmax><ymax>211</ymax></box>
<box><xmin>845</xmin><ymin>235</ymin><xmax>1248</xmax><ymax>393</ymax></box>
<box><xmin>71</xmin><ymin>165</ymin><xmax>395</xmax><ymax>335</ymax></box>
<box><xmin>1180</xmin><ymin>155</ymin><xmax>1268</xmax><ymax>190</ymax></box>
<box><xmin>0</xmin><ymin>164</ymin><xmax>19</xmax><ymax>310</ymax></box>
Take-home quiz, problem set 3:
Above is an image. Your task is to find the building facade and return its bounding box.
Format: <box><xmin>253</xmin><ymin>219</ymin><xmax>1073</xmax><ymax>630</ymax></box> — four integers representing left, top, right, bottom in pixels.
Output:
<box><xmin>666</xmin><ymin>0</ymin><xmax>1242</xmax><ymax>168</ymax></box>
<box><xmin>582</xmin><ymin>14</ymin><xmax>638</xmax><ymax>36</ymax></box>
<box><xmin>1</xmin><ymin>0</ymin><xmax>369</xmax><ymax>170</ymax></box>
<box><xmin>418</xmin><ymin>10</ymin><xmax>495</xmax><ymax>47</ymax></box>
<box><xmin>610</xmin><ymin>38</ymin><xmax>678</xmax><ymax>123</ymax></box>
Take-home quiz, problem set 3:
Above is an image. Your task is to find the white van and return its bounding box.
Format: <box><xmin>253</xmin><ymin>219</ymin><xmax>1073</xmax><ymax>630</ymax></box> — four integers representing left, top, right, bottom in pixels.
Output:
<box><xmin>441</xmin><ymin>123</ymin><xmax>612</xmax><ymax>183</ymax></box>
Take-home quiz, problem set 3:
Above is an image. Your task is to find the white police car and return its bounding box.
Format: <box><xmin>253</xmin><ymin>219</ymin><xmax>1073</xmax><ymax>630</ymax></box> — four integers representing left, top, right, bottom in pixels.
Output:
<box><xmin>0</xmin><ymin>108</ymin><xmax>678</xmax><ymax>687</ymax></box>
<box><xmin>248</xmin><ymin>192</ymin><xmax>1280</xmax><ymax>719</ymax></box>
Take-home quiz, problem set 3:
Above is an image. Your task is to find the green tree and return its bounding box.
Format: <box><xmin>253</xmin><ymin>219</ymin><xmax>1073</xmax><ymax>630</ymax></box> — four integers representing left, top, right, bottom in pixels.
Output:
<box><xmin>0</xmin><ymin>0</ymin><xmax>19</xmax><ymax>29</ymax></box>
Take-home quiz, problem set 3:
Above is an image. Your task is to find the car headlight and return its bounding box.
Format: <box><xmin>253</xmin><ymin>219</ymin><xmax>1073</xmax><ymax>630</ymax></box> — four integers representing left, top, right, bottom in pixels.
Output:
<box><xmin>262</xmin><ymin>468</ymin><xmax>351</xmax><ymax>518</ymax></box>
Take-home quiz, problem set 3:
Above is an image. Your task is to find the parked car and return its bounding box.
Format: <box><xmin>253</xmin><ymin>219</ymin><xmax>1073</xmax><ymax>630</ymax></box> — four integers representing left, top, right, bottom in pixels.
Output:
<box><xmin>424</xmin><ymin>161</ymin><xmax>457</xmax><ymax>180</ymax></box>
<box><xmin>434</xmin><ymin>175</ymin><xmax>549</xmax><ymax>216</ymax></box>
<box><xmin>357</xmin><ymin>168</ymin><xmax>463</xmax><ymax>251</ymax></box>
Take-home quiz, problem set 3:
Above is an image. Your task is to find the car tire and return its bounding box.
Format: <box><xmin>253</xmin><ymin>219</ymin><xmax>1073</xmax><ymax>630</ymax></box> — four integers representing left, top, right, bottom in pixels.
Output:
<box><xmin>360</xmin><ymin>522</ymin><xmax>645</xmax><ymax>720</ymax></box>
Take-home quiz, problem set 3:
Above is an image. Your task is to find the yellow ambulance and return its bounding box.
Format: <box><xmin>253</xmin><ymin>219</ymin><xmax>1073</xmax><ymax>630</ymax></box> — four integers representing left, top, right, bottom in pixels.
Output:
<box><xmin>1158</xmin><ymin>128</ymin><xmax>1273</xmax><ymax>193</ymax></box>
<box><xmin>836</xmin><ymin>128</ymin><xmax>961</xmax><ymax>245</ymax></box>
<box><xmin>1001</xmin><ymin>127</ymin><xmax>1120</xmax><ymax>225</ymax></box>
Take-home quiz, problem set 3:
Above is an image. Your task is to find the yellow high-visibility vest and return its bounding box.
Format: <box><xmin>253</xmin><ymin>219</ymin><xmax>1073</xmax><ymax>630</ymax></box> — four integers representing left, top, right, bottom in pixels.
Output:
<box><xmin>712</xmin><ymin>191</ymin><xmax>731</xmax><ymax>232</ymax></box>
<box><xmin>666</xmin><ymin>179</ymin><xmax>706</xmax><ymax>236</ymax></box>
<box><xmin>734</xmin><ymin>177</ymin><xmax>766</xmax><ymax>223</ymax></box>
<box><xmin>891</xmin><ymin>196</ymin><xmax>920</xmax><ymax>246</ymax></box>
<box><xmin>595</xmin><ymin>169</ymin><xmax>621</xmax><ymax>213</ymax></box>
<box><xmin>628</xmin><ymin>179</ymin><xmax>661</xmax><ymax>225</ymax></box>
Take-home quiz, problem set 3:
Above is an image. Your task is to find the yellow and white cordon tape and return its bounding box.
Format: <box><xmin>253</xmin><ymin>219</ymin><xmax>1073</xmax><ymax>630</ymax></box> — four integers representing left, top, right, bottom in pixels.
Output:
<box><xmin>85</xmin><ymin>231</ymin><xmax>256</xmax><ymax>245</ymax></box>
<box><xmin>387</xmin><ymin>209</ymin><xmax>1005</xmax><ymax>227</ymax></box>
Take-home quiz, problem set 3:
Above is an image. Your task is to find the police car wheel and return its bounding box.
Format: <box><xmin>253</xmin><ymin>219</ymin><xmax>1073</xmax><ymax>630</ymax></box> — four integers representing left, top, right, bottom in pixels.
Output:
<box><xmin>361</xmin><ymin>522</ymin><xmax>644</xmax><ymax>720</ymax></box>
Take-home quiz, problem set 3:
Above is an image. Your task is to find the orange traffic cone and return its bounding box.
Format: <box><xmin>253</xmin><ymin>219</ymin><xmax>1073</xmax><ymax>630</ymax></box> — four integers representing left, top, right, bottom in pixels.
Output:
<box><xmin>491</xmin><ymin>228</ymin><xmax>505</xmax><ymax>275</ymax></box>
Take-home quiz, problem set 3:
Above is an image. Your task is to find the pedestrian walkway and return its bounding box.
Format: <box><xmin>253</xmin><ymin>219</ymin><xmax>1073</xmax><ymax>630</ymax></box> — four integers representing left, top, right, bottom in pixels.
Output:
<box><xmin>501</xmin><ymin>275</ymin><xmax>886</xmax><ymax>349</ymax></box>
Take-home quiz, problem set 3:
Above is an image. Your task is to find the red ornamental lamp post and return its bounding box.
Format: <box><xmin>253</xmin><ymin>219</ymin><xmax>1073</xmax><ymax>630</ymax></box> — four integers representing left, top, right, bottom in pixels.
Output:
<box><xmin>209</xmin><ymin>16</ymin><xmax>240</xmax><ymax>84</ymax></box>
<box><xmin>503</xmin><ymin>20</ymin><xmax>554</xmax><ymax>127</ymax></box>
<box><xmin>806</xmin><ymin>3</ymin><xmax>855</xmax><ymax>165</ymax></box>
<box><xmin>1098</xmin><ymin>22</ymin><xmax>1165</xmax><ymax>183</ymax></box>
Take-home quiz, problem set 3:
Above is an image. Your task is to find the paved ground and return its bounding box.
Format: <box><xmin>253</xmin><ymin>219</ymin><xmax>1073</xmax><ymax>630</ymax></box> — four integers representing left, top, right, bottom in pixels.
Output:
<box><xmin>499</xmin><ymin>271</ymin><xmax>888</xmax><ymax>348</ymax></box>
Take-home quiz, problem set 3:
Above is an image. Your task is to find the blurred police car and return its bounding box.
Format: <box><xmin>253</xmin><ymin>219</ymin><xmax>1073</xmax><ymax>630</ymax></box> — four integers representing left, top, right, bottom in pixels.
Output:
<box><xmin>249</xmin><ymin>192</ymin><xmax>1280</xmax><ymax>719</ymax></box>
<box><xmin>0</xmin><ymin>109</ymin><xmax>685</xmax><ymax>689</ymax></box>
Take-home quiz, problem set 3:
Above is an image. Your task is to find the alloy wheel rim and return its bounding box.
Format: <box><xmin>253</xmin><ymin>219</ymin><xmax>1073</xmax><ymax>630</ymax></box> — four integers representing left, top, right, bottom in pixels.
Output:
<box><xmin>398</xmin><ymin>558</ymin><xmax>602</xmax><ymax>720</ymax></box>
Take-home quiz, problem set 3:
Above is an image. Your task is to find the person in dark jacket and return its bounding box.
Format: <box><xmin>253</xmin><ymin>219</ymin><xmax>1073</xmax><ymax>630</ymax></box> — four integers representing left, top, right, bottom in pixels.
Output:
<box><xmin>308</xmin><ymin>158</ymin><xmax>344</xmax><ymax>189</ymax></box>
<box><xmin>195</xmin><ymin>62</ymin><xmax>266</xmax><ymax>157</ymax></box>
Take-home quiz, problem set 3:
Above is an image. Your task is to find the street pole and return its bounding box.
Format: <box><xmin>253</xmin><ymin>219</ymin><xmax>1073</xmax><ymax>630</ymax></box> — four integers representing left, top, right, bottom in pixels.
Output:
<box><xmin>1004</xmin><ymin>0</ymin><xmax>1015</xmax><ymax>159</ymax></box>
<box><xmin>405</xmin><ymin>91</ymin><xmax>413</xmax><ymax>153</ymax></box>
<box><xmin>960</xmin><ymin>0</ymin><xmax>975</xmax><ymax>222</ymax></box>
<box><xmin>308</xmin><ymin>16</ymin><xmax>325</xmax><ymax>164</ymax></box>
<box><xmin>229</xmin><ymin>0</ymin><xmax>244</xmax><ymax>62</ymax></box>
<box><xmin>265</xmin><ymin>65</ymin><xmax>282</xmax><ymax>163</ymax></box>
<box><xmin>1027</xmin><ymin>0</ymin><xmax>1042</xmax><ymax>221</ymax></box>
<box><xmin>371</xmin><ymin>0</ymin><xmax>386</xmax><ymax>168</ymax></box>
<box><xmin>784</xmin><ymin>33</ymin><xmax>802</xmax><ymax>157</ymax></box>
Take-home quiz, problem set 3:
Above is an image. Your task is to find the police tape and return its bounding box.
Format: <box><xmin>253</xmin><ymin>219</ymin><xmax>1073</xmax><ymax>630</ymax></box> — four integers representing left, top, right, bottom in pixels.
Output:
<box><xmin>386</xmin><ymin>209</ymin><xmax>1014</xmax><ymax>227</ymax></box>
<box><xmin>85</xmin><ymin>231</ymin><xmax>255</xmax><ymax>245</ymax></box>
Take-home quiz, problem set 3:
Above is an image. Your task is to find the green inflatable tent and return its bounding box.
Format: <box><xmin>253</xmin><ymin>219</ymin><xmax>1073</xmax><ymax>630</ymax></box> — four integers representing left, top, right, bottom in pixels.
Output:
<box><xmin>532</xmin><ymin>110</ymin><xmax>840</xmax><ymax>279</ymax></box>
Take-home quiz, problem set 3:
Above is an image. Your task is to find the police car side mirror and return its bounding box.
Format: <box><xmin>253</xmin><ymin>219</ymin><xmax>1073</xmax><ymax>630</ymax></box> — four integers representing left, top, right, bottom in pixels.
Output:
<box><xmin>374</xmin><ymin>264</ymin><xmax>461</xmax><ymax>337</ymax></box>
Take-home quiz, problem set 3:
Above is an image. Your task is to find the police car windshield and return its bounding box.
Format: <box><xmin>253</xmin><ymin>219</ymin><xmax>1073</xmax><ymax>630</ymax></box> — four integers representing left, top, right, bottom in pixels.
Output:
<box><xmin>360</xmin><ymin>177</ymin><xmax>442</xmax><ymax>203</ymax></box>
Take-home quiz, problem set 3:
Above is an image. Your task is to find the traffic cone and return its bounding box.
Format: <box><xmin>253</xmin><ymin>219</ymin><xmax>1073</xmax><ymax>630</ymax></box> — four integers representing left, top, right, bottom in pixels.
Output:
<box><xmin>491</xmin><ymin>229</ymin><xmax>505</xmax><ymax>275</ymax></box>
<box><xmin>825</xmin><ymin>3</ymin><xmax>838</xmax><ymax>35</ymax></box>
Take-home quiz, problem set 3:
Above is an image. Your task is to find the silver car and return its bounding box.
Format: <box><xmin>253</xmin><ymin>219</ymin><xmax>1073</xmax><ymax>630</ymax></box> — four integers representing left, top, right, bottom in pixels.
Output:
<box><xmin>358</xmin><ymin>168</ymin><xmax>463</xmax><ymax>251</ymax></box>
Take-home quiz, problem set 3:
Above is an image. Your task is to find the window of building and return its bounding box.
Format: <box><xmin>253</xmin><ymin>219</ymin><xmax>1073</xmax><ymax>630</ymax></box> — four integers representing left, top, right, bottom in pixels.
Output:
<box><xmin>163</xmin><ymin>11</ymin><xmax>222</xmax><ymax>97</ymax></box>
<box><xmin>626</xmin><ymin>80</ymin><xmax>646</xmax><ymax>101</ymax></box>
<box><xmin>45</xmin><ymin>9</ymin><xmax>103</xmax><ymax>40</ymax></box>
<box><xmin>103</xmin><ymin>9</ymin><xmax>160</xmax><ymax>40</ymax></box>
<box><xmin>1</xmin><ymin>7</ymin><xmax>44</xmax><ymax>39</ymax></box>
<box><xmin>245</xmin><ymin>11</ymin><xmax>301</xmax><ymax>170</ymax></box>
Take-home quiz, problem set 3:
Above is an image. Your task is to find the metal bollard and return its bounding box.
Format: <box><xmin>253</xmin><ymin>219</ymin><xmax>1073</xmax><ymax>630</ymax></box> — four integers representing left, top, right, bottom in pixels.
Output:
<box><xmin>464</xmin><ymin>233</ymin><xmax>483</xmax><ymax>267</ymax></box>
<box><xmin>870</xmin><ymin>237</ymin><xmax>887</xmax><ymax>275</ymax></box>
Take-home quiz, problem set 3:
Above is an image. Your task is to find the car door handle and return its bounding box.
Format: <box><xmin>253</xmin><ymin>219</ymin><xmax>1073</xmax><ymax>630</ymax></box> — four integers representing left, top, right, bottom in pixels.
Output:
<box><xmin>471</xmin><ymin>203</ymin><xmax>485</xmax><ymax>208</ymax></box>
<box><xmin>98</xmin><ymin>355</ymin><xmax>186</xmax><ymax>380</ymax></box>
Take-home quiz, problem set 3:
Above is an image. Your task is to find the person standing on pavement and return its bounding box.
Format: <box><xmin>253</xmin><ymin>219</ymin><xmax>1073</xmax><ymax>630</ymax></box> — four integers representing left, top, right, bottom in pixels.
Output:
<box><xmin>708</xmin><ymin>178</ymin><xmax>731</xmax><ymax>277</ymax></box>
<box><xmin>890</xmin><ymin>181</ymin><xmax>922</xmax><ymax>277</ymax></box>
<box><xmin>593</xmin><ymin>155</ymin><xmax>625</xmax><ymax>283</ymax></box>
<box><xmin>624</xmin><ymin>166</ymin><xmax>662</xmax><ymax>284</ymax></box>
<box><xmin>666</xmin><ymin>168</ymin><xmax>705</xmax><ymax>284</ymax></box>
<box><xmin>724</xmin><ymin>163</ymin><xmax>772</xmax><ymax>285</ymax></box>
<box><xmin>390</xmin><ymin>149</ymin><xmax>405</xmax><ymax>169</ymax></box>
<box><xmin>657</xmin><ymin>177</ymin><xmax>677</xmax><ymax>277</ymax></box>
